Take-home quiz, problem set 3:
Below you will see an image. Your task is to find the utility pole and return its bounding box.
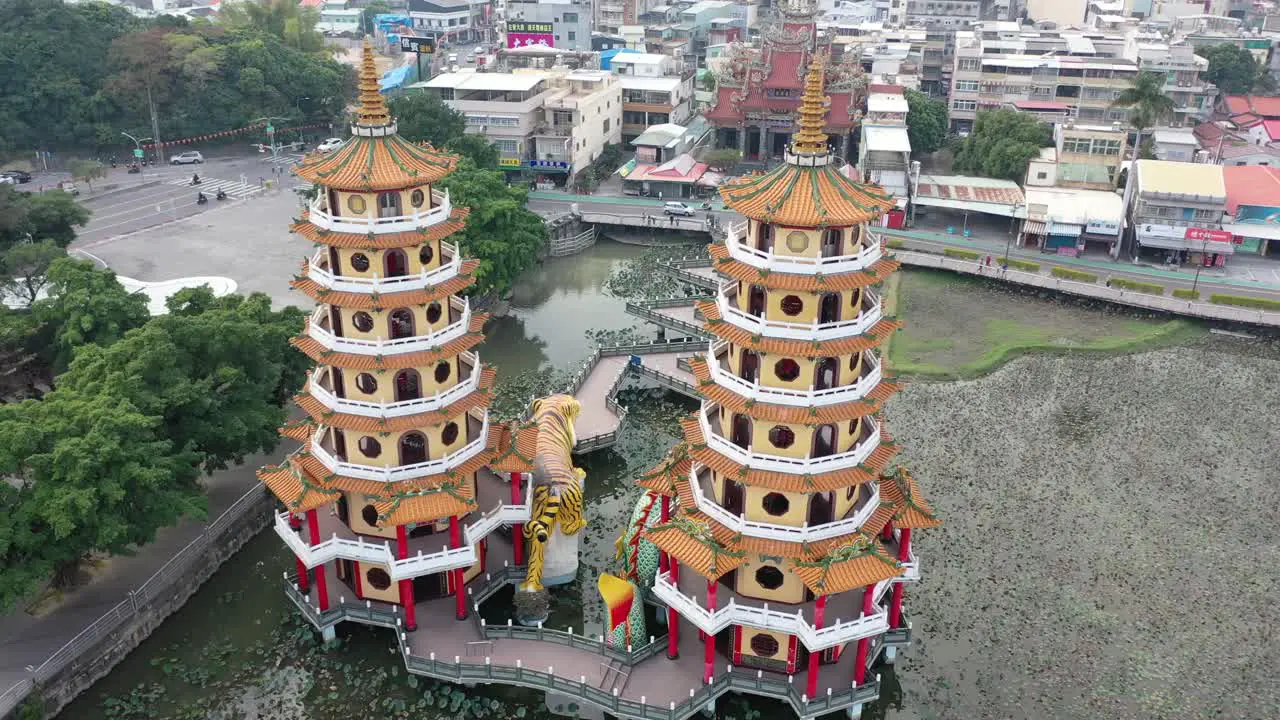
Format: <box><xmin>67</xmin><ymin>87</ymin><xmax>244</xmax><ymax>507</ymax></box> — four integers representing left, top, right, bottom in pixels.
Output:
<box><xmin>146</xmin><ymin>84</ymin><xmax>165</xmax><ymax>165</ymax></box>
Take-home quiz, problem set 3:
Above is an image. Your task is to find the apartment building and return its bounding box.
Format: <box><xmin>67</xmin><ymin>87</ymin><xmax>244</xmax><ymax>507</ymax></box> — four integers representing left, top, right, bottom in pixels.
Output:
<box><xmin>504</xmin><ymin>0</ymin><xmax>592</xmax><ymax>51</ymax></box>
<box><xmin>857</xmin><ymin>87</ymin><xmax>913</xmax><ymax>202</ymax></box>
<box><xmin>611</xmin><ymin>53</ymin><xmax>694</xmax><ymax>144</ymax></box>
<box><xmin>829</xmin><ymin>24</ymin><xmax>934</xmax><ymax>93</ymax></box>
<box><xmin>1125</xmin><ymin>34</ymin><xmax>1217</xmax><ymax>127</ymax></box>
<box><xmin>1126</xmin><ymin>159</ymin><xmax>1233</xmax><ymax>263</ymax></box>
<box><xmin>408</xmin><ymin>0</ymin><xmax>492</xmax><ymax>44</ymax></box>
<box><xmin>1025</xmin><ymin>122</ymin><xmax>1128</xmax><ymax>189</ymax></box>
<box><xmin>903</xmin><ymin>0</ymin><xmax>980</xmax><ymax>28</ymax></box>
<box><xmin>1026</xmin><ymin>0</ymin><xmax>1088</xmax><ymax>27</ymax></box>
<box><xmin>418</xmin><ymin>69</ymin><xmax>621</xmax><ymax>183</ymax></box>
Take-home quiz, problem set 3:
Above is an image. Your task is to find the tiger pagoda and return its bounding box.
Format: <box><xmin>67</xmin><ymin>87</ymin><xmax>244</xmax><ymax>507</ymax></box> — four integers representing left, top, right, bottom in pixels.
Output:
<box><xmin>261</xmin><ymin>39</ymin><xmax>938</xmax><ymax>720</ymax></box>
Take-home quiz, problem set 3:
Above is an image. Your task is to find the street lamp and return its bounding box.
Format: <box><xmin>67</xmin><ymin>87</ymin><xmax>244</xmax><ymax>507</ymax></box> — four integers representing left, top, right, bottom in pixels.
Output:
<box><xmin>249</xmin><ymin>116</ymin><xmax>295</xmax><ymax>161</ymax></box>
<box><xmin>121</xmin><ymin>131</ymin><xmax>153</xmax><ymax>176</ymax></box>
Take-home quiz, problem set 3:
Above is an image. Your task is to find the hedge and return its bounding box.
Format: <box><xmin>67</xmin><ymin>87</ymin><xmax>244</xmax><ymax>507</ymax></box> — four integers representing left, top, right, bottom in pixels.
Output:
<box><xmin>1208</xmin><ymin>294</ymin><xmax>1280</xmax><ymax>311</ymax></box>
<box><xmin>1050</xmin><ymin>267</ymin><xmax>1099</xmax><ymax>283</ymax></box>
<box><xmin>943</xmin><ymin>248</ymin><xmax>980</xmax><ymax>261</ymax></box>
<box><xmin>887</xmin><ymin>238</ymin><xmax>905</xmax><ymax>249</ymax></box>
<box><xmin>1109</xmin><ymin>278</ymin><xmax>1164</xmax><ymax>295</ymax></box>
<box><xmin>1171</xmin><ymin>288</ymin><xmax>1200</xmax><ymax>300</ymax></box>
<box><xmin>1006</xmin><ymin>259</ymin><xmax>1040</xmax><ymax>273</ymax></box>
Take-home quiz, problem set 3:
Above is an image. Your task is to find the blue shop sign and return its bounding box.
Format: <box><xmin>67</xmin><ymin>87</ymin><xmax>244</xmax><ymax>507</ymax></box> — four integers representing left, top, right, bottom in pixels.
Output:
<box><xmin>527</xmin><ymin>159</ymin><xmax>570</xmax><ymax>169</ymax></box>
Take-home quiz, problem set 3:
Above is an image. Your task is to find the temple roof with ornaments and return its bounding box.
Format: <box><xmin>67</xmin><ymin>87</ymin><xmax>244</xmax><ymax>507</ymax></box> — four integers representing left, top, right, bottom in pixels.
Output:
<box><xmin>293</xmin><ymin>39</ymin><xmax>457</xmax><ymax>192</ymax></box>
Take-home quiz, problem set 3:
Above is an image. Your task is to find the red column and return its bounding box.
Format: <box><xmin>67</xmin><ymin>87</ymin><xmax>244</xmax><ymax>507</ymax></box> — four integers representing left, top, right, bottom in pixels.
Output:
<box><xmin>353</xmin><ymin>561</ymin><xmax>364</xmax><ymax>599</ymax></box>
<box><xmin>306</xmin><ymin>509</ymin><xmax>329</xmax><ymax>612</ymax></box>
<box><xmin>510</xmin><ymin>473</ymin><xmax>525</xmax><ymax>566</ymax></box>
<box><xmin>890</xmin><ymin>528</ymin><xmax>911</xmax><ymax>628</ymax></box>
<box><xmin>450</xmin><ymin>515</ymin><xmax>467</xmax><ymax>621</ymax></box>
<box><xmin>666</xmin><ymin>558</ymin><xmax>680</xmax><ymax>660</ymax></box>
<box><xmin>853</xmin><ymin>585</ymin><xmax>875</xmax><ymax>685</ymax></box>
<box><xmin>805</xmin><ymin>594</ymin><xmax>827</xmax><ymax>697</ymax></box>
<box><xmin>881</xmin><ymin>519</ymin><xmax>894</xmax><ymax>541</ymax></box>
<box><xmin>703</xmin><ymin>579</ymin><xmax>717</xmax><ymax>683</ymax></box>
<box><xmin>291</xmin><ymin>512</ymin><xmax>309</xmax><ymax>591</ymax></box>
<box><xmin>397</xmin><ymin>525</ymin><xmax>417</xmax><ymax>631</ymax></box>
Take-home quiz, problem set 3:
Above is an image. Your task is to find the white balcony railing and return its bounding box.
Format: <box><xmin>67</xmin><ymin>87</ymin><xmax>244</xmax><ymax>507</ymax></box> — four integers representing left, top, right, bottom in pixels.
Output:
<box><xmin>707</xmin><ymin>341</ymin><xmax>884</xmax><ymax>407</ymax></box>
<box><xmin>273</xmin><ymin>474</ymin><xmax>531</xmax><ymax>580</ymax></box>
<box><xmin>652</xmin><ymin>572</ymin><xmax>891</xmax><ymax>651</ymax></box>
<box><xmin>307</xmin><ymin>189</ymin><xmax>453</xmax><ymax>234</ymax></box>
<box><xmin>723</xmin><ymin>222</ymin><xmax>883</xmax><ymax>275</ymax></box>
<box><xmin>307</xmin><ymin>243</ymin><xmax>462</xmax><ymax>293</ymax></box>
<box><xmin>715</xmin><ymin>291</ymin><xmax>884</xmax><ymax>341</ymax></box>
<box><xmin>689</xmin><ymin>464</ymin><xmax>881</xmax><ymax>543</ymax></box>
<box><xmin>699</xmin><ymin>403</ymin><xmax>880</xmax><ymax>474</ymax></box>
<box><xmin>307</xmin><ymin>355</ymin><xmax>481</xmax><ymax>418</ymax></box>
<box><xmin>308</xmin><ymin>299</ymin><xmax>471</xmax><ymax>356</ymax></box>
<box><xmin>310</xmin><ymin>416</ymin><xmax>490</xmax><ymax>483</ymax></box>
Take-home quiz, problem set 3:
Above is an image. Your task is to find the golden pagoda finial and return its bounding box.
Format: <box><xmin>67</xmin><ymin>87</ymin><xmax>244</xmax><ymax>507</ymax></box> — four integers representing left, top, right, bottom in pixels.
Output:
<box><xmin>356</xmin><ymin>37</ymin><xmax>392</xmax><ymax>127</ymax></box>
<box><xmin>789</xmin><ymin>52</ymin><xmax>831</xmax><ymax>157</ymax></box>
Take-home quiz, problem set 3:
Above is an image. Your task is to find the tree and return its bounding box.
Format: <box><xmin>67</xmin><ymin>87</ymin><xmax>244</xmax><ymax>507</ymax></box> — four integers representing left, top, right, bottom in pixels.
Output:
<box><xmin>57</xmin><ymin>289</ymin><xmax>307</xmax><ymax>472</ymax></box>
<box><xmin>68</xmin><ymin>159</ymin><xmax>106</xmax><ymax>193</ymax></box>
<box><xmin>702</xmin><ymin>148</ymin><xmax>742</xmax><ymax>172</ymax></box>
<box><xmin>219</xmin><ymin>0</ymin><xmax>327</xmax><ymax>55</ymax></box>
<box><xmin>0</xmin><ymin>189</ymin><xmax>90</xmax><ymax>251</ymax></box>
<box><xmin>447</xmin><ymin>134</ymin><xmax>500</xmax><ymax>170</ymax></box>
<box><xmin>904</xmin><ymin>89</ymin><xmax>947</xmax><ymax>155</ymax></box>
<box><xmin>1197</xmin><ymin>43</ymin><xmax>1261</xmax><ymax>96</ymax></box>
<box><xmin>1112</xmin><ymin>71</ymin><xmax>1175</xmax><ymax>186</ymax></box>
<box><xmin>440</xmin><ymin>162</ymin><xmax>547</xmax><ymax>296</ymax></box>
<box><xmin>33</xmin><ymin>258</ymin><xmax>150</xmax><ymax>372</ymax></box>
<box><xmin>0</xmin><ymin>241</ymin><xmax>65</xmax><ymax>308</ymax></box>
<box><xmin>389</xmin><ymin>92</ymin><xmax>466</xmax><ymax>148</ymax></box>
<box><xmin>952</xmin><ymin>109</ymin><xmax>1052</xmax><ymax>181</ymax></box>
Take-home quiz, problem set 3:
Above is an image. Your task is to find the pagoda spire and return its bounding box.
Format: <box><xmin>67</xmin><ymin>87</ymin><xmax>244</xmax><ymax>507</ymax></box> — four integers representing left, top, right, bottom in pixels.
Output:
<box><xmin>356</xmin><ymin>37</ymin><xmax>392</xmax><ymax>127</ymax></box>
<box><xmin>789</xmin><ymin>53</ymin><xmax>831</xmax><ymax>159</ymax></box>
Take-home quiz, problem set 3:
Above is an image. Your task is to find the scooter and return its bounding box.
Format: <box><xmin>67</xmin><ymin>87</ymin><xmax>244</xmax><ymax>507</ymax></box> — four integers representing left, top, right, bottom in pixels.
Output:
<box><xmin>190</xmin><ymin>173</ymin><xmax>202</xmax><ymax>186</ymax></box>
<box><xmin>699</xmin><ymin>202</ymin><xmax>712</xmax><ymax>210</ymax></box>
<box><xmin>196</xmin><ymin>192</ymin><xmax>208</xmax><ymax>205</ymax></box>
<box><xmin>215</xmin><ymin>189</ymin><xmax>228</xmax><ymax>201</ymax></box>
<box><xmin>110</xmin><ymin>156</ymin><xmax>118</xmax><ymax>168</ymax></box>
<box><xmin>127</xmin><ymin>163</ymin><xmax>141</xmax><ymax>174</ymax></box>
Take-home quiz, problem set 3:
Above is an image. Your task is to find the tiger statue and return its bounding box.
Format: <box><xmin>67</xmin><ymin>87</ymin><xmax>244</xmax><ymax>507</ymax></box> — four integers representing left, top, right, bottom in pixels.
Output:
<box><xmin>519</xmin><ymin>394</ymin><xmax>587</xmax><ymax>593</ymax></box>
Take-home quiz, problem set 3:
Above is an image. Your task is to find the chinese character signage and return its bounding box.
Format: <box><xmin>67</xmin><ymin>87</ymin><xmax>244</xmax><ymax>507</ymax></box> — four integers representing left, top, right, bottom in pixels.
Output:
<box><xmin>499</xmin><ymin>157</ymin><xmax>522</xmax><ymax>167</ymax></box>
<box><xmin>1183</xmin><ymin>227</ymin><xmax>1233</xmax><ymax>244</ymax></box>
<box><xmin>526</xmin><ymin>159</ymin><xmax>569</xmax><ymax>169</ymax></box>
<box><xmin>507</xmin><ymin>21</ymin><xmax>554</xmax><ymax>49</ymax></box>
<box><xmin>400</xmin><ymin>36</ymin><xmax>436</xmax><ymax>54</ymax></box>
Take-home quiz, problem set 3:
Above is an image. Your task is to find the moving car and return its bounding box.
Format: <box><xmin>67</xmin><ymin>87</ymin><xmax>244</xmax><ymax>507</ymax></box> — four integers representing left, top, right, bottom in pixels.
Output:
<box><xmin>663</xmin><ymin>201</ymin><xmax>696</xmax><ymax>217</ymax></box>
<box><xmin>316</xmin><ymin>138</ymin><xmax>345</xmax><ymax>153</ymax></box>
<box><xmin>57</xmin><ymin>180</ymin><xmax>79</xmax><ymax>195</ymax></box>
<box><xmin>170</xmin><ymin>151</ymin><xmax>204</xmax><ymax>165</ymax></box>
<box><xmin>2</xmin><ymin>170</ymin><xmax>33</xmax><ymax>184</ymax></box>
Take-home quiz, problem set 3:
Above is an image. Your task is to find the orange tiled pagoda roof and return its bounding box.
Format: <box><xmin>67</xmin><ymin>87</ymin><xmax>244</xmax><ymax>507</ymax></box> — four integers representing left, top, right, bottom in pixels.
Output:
<box><xmin>290</xmin><ymin>313</ymin><xmax>489</xmax><ymax>370</ymax></box>
<box><xmin>698</xmin><ymin>300</ymin><xmax>901</xmax><ymax>356</ymax></box>
<box><xmin>290</xmin><ymin>260</ymin><xmax>479</xmax><ymax>308</ymax></box>
<box><xmin>291</xmin><ymin>210</ymin><xmax>470</xmax><ymax>248</ymax></box>
<box><xmin>644</xmin><ymin>519</ymin><xmax>748</xmax><ymax>580</ymax></box>
<box><xmin>708</xmin><ymin>245</ymin><xmax>901</xmax><ymax>291</ymax></box>
<box><xmin>294</xmin><ymin>367</ymin><xmax>497</xmax><ymax>433</ymax></box>
<box><xmin>880</xmin><ymin>467</ymin><xmax>942</xmax><ymax>529</ymax></box>
<box><xmin>687</xmin><ymin>357</ymin><xmax>899</xmax><ymax>424</ymax></box>
<box><xmin>488</xmin><ymin>421</ymin><xmax>538</xmax><ymax>474</ymax></box>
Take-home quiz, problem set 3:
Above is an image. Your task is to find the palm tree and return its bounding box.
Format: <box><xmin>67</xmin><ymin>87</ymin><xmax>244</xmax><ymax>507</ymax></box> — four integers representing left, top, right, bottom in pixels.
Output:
<box><xmin>1111</xmin><ymin>71</ymin><xmax>1176</xmax><ymax>180</ymax></box>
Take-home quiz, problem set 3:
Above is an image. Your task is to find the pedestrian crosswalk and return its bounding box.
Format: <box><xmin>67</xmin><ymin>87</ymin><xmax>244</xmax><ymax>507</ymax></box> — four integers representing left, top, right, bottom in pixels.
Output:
<box><xmin>263</xmin><ymin>153</ymin><xmax>305</xmax><ymax>167</ymax></box>
<box><xmin>167</xmin><ymin>176</ymin><xmax>263</xmax><ymax>199</ymax></box>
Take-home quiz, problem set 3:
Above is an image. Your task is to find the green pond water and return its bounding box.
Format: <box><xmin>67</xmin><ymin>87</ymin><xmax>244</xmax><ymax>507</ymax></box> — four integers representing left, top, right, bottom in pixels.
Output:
<box><xmin>56</xmin><ymin>241</ymin><xmax>903</xmax><ymax>720</ymax></box>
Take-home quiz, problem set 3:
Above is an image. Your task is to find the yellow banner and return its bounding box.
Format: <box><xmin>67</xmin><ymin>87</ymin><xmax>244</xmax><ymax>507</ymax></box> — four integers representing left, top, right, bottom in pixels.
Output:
<box><xmin>499</xmin><ymin>157</ymin><xmax>522</xmax><ymax>167</ymax></box>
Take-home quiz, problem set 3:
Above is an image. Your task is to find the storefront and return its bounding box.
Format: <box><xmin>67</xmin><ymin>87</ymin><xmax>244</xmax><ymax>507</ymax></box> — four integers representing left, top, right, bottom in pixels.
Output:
<box><xmin>1135</xmin><ymin>224</ymin><xmax>1235</xmax><ymax>266</ymax></box>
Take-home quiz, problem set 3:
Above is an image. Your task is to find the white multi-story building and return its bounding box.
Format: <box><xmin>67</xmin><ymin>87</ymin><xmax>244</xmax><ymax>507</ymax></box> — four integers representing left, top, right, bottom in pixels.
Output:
<box><xmin>408</xmin><ymin>0</ymin><xmax>491</xmax><ymax>44</ymax></box>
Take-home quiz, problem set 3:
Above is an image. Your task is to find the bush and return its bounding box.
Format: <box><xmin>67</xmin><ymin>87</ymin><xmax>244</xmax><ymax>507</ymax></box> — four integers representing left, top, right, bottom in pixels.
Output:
<box><xmin>1172</xmin><ymin>288</ymin><xmax>1200</xmax><ymax>300</ymax></box>
<box><xmin>1208</xmin><ymin>294</ymin><xmax>1280</xmax><ymax>311</ymax></box>
<box><xmin>944</xmin><ymin>248</ymin><xmax>981</xmax><ymax>261</ymax></box>
<box><xmin>1110</xmin><ymin>278</ymin><xmax>1164</xmax><ymax>295</ymax></box>
<box><xmin>1050</xmin><ymin>267</ymin><xmax>1098</xmax><ymax>283</ymax></box>
<box><xmin>1006</xmin><ymin>259</ymin><xmax>1040</xmax><ymax>272</ymax></box>
<box><xmin>887</xmin><ymin>238</ymin><xmax>905</xmax><ymax>249</ymax></box>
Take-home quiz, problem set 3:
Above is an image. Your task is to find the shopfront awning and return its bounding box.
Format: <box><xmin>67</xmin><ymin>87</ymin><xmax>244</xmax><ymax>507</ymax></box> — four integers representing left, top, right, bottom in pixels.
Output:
<box><xmin>1021</xmin><ymin>219</ymin><xmax>1047</xmax><ymax>235</ymax></box>
<box><xmin>1137</xmin><ymin>231</ymin><xmax>1236</xmax><ymax>254</ymax></box>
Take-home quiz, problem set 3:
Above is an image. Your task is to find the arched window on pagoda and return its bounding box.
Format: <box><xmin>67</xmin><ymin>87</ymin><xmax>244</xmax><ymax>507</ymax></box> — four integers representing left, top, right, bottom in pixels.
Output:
<box><xmin>377</xmin><ymin>191</ymin><xmax>402</xmax><ymax>219</ymax></box>
<box><xmin>812</xmin><ymin>424</ymin><xmax>836</xmax><ymax>458</ymax></box>
<box><xmin>384</xmin><ymin>249</ymin><xmax>408</xmax><ymax>278</ymax></box>
<box><xmin>399</xmin><ymin>432</ymin><xmax>428</xmax><ymax>465</ymax></box>
<box><xmin>394</xmin><ymin>369</ymin><xmax>421</xmax><ymax>402</ymax></box>
<box><xmin>730</xmin><ymin>414</ymin><xmax>752</xmax><ymax>450</ymax></box>
<box><xmin>807</xmin><ymin>491</ymin><xmax>835</xmax><ymax>525</ymax></box>
<box><xmin>738</xmin><ymin>349</ymin><xmax>760</xmax><ymax>384</ymax></box>
<box><xmin>388</xmin><ymin>308</ymin><xmax>415</xmax><ymax>339</ymax></box>
<box><xmin>819</xmin><ymin>293</ymin><xmax>841</xmax><ymax>325</ymax></box>
<box><xmin>755</xmin><ymin>223</ymin><xmax>774</xmax><ymax>252</ymax></box>
<box><xmin>815</xmin><ymin>357</ymin><xmax>838</xmax><ymax>391</ymax></box>
<box><xmin>748</xmin><ymin>285</ymin><xmax>766</xmax><ymax>318</ymax></box>
<box><xmin>821</xmin><ymin>228</ymin><xmax>842</xmax><ymax>258</ymax></box>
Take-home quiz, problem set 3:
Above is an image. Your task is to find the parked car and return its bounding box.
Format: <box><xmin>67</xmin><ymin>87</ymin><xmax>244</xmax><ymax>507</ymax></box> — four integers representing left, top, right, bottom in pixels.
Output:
<box><xmin>0</xmin><ymin>175</ymin><xmax>15</xmax><ymax>185</ymax></box>
<box><xmin>2</xmin><ymin>170</ymin><xmax>33</xmax><ymax>184</ymax></box>
<box><xmin>170</xmin><ymin>151</ymin><xmax>204</xmax><ymax>165</ymax></box>
<box><xmin>663</xmin><ymin>201</ymin><xmax>696</xmax><ymax>217</ymax></box>
<box><xmin>57</xmin><ymin>180</ymin><xmax>79</xmax><ymax>195</ymax></box>
<box><xmin>316</xmin><ymin>138</ymin><xmax>345</xmax><ymax>153</ymax></box>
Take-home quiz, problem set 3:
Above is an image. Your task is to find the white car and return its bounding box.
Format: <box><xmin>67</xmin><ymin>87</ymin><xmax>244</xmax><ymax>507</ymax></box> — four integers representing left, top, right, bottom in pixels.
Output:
<box><xmin>170</xmin><ymin>151</ymin><xmax>204</xmax><ymax>165</ymax></box>
<box><xmin>316</xmin><ymin>138</ymin><xmax>345</xmax><ymax>153</ymax></box>
<box><xmin>663</xmin><ymin>201</ymin><xmax>696</xmax><ymax>217</ymax></box>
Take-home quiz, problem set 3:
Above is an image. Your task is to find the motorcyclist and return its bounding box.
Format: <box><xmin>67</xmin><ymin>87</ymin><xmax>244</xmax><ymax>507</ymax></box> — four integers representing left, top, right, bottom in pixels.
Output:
<box><xmin>196</xmin><ymin>191</ymin><xmax>208</xmax><ymax>204</ymax></box>
<box><xmin>216</xmin><ymin>188</ymin><xmax>228</xmax><ymax>201</ymax></box>
<box><xmin>191</xmin><ymin>173</ymin><xmax>201</xmax><ymax>185</ymax></box>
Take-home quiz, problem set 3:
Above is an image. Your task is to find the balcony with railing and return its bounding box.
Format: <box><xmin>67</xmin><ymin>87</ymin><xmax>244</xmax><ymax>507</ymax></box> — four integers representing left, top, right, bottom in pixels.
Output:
<box><xmin>698</xmin><ymin>402</ymin><xmax>881</xmax><ymax>474</ymax></box>
<box><xmin>690</xmin><ymin>463</ymin><xmax>880</xmax><ymax>543</ymax></box>
<box><xmin>307</xmin><ymin>353</ymin><xmax>481</xmax><ymax>419</ymax></box>
<box><xmin>275</xmin><ymin>467</ymin><xmax>531</xmax><ymax>579</ymax></box>
<box><xmin>307</xmin><ymin>242</ymin><xmax>461</xmax><ymax>294</ymax></box>
<box><xmin>653</xmin><ymin>565</ymin><xmax>893</xmax><ymax>651</ymax></box>
<box><xmin>708</xmin><ymin>341</ymin><xmax>884</xmax><ymax>407</ymax></box>
<box><xmin>716</xmin><ymin>283</ymin><xmax>883</xmax><ymax>341</ymax></box>
<box><xmin>310</xmin><ymin>412</ymin><xmax>490</xmax><ymax>483</ymax></box>
<box><xmin>307</xmin><ymin>296</ymin><xmax>470</xmax><ymax>355</ymax></box>
<box><xmin>307</xmin><ymin>189</ymin><xmax>453</xmax><ymax>235</ymax></box>
<box><xmin>722</xmin><ymin>222</ymin><xmax>884</xmax><ymax>275</ymax></box>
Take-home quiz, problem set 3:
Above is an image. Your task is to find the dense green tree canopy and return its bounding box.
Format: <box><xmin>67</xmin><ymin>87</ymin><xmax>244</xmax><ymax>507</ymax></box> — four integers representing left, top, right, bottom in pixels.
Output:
<box><xmin>440</xmin><ymin>162</ymin><xmax>547</xmax><ymax>296</ymax></box>
<box><xmin>0</xmin><ymin>0</ymin><xmax>351</xmax><ymax>154</ymax></box>
<box><xmin>33</xmin><ymin>258</ymin><xmax>150</xmax><ymax>372</ymax></box>
<box><xmin>1197</xmin><ymin>43</ymin><xmax>1263</xmax><ymax>96</ymax></box>
<box><xmin>952</xmin><ymin>109</ymin><xmax>1053</xmax><ymax>182</ymax></box>
<box><xmin>0</xmin><ymin>188</ymin><xmax>90</xmax><ymax>251</ymax></box>
<box><xmin>389</xmin><ymin>92</ymin><xmax>467</xmax><ymax>148</ymax></box>
<box><xmin>904</xmin><ymin>89</ymin><xmax>948</xmax><ymax>155</ymax></box>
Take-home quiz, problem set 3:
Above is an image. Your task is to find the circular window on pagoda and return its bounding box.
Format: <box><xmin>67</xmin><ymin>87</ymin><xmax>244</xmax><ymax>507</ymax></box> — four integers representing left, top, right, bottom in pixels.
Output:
<box><xmin>361</xmin><ymin>504</ymin><xmax>378</xmax><ymax>527</ymax></box>
<box><xmin>768</xmin><ymin>425</ymin><xmax>795</xmax><ymax>449</ymax></box>
<box><xmin>434</xmin><ymin>361</ymin><xmax>452</xmax><ymax>383</ymax></box>
<box><xmin>762</xmin><ymin>492</ymin><xmax>790</xmax><ymax>516</ymax></box>
<box><xmin>419</xmin><ymin>244</ymin><xmax>434</xmax><ymax>265</ymax></box>
<box><xmin>355</xmin><ymin>372</ymin><xmax>377</xmax><ymax>394</ymax></box>
<box><xmin>441</xmin><ymin>421</ymin><xmax>460</xmax><ymax>446</ymax></box>
<box><xmin>352</xmin><ymin>311</ymin><xmax>374</xmax><ymax>332</ymax></box>
<box><xmin>358</xmin><ymin>436</ymin><xmax>382</xmax><ymax>458</ymax></box>
<box><xmin>366</xmin><ymin>567</ymin><xmax>392</xmax><ymax>591</ymax></box>
<box><xmin>410</xmin><ymin>189</ymin><xmax>425</xmax><ymax>208</ymax></box>
<box><xmin>347</xmin><ymin>194</ymin><xmax>367</xmax><ymax>215</ymax></box>
<box><xmin>755</xmin><ymin>565</ymin><xmax>785</xmax><ymax>590</ymax></box>
<box><xmin>780</xmin><ymin>295</ymin><xmax>804</xmax><ymax>316</ymax></box>
<box><xmin>426</xmin><ymin>301</ymin><xmax>442</xmax><ymax>324</ymax></box>
<box><xmin>350</xmin><ymin>253</ymin><xmax>370</xmax><ymax>272</ymax></box>
<box><xmin>774</xmin><ymin>358</ymin><xmax>800</xmax><ymax>382</ymax></box>
<box><xmin>749</xmin><ymin>633</ymin><xmax>780</xmax><ymax>658</ymax></box>
<box><xmin>785</xmin><ymin>231</ymin><xmax>809</xmax><ymax>253</ymax></box>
